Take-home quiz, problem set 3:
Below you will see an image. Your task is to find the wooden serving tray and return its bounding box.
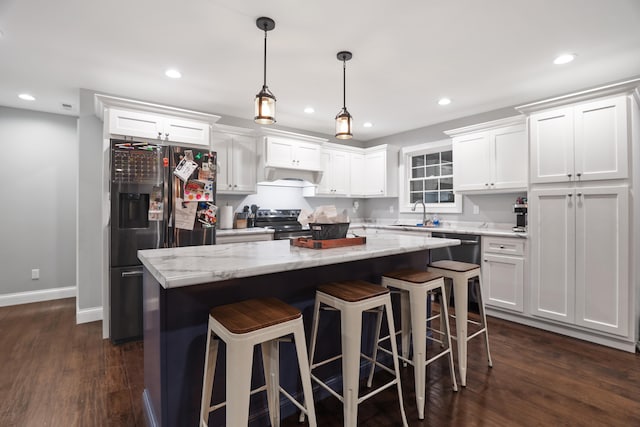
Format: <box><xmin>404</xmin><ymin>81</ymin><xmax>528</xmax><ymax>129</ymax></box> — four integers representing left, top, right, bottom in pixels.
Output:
<box><xmin>290</xmin><ymin>236</ymin><xmax>367</xmax><ymax>249</ymax></box>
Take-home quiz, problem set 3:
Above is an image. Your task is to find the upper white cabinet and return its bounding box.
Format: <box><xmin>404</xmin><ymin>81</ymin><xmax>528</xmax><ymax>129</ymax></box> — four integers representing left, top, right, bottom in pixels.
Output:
<box><xmin>317</xmin><ymin>146</ymin><xmax>350</xmax><ymax>196</ymax></box>
<box><xmin>528</xmin><ymin>95</ymin><xmax>628</xmax><ymax>183</ymax></box>
<box><xmin>349</xmin><ymin>153</ymin><xmax>366</xmax><ymax>197</ymax></box>
<box><xmin>529</xmin><ymin>185</ymin><xmax>629</xmax><ymax>336</ymax></box>
<box><xmin>212</xmin><ymin>126</ymin><xmax>257</xmax><ymax>194</ymax></box>
<box><xmin>108</xmin><ymin>108</ymin><xmax>212</xmax><ymax>147</ymax></box>
<box><xmin>363</xmin><ymin>145</ymin><xmax>399</xmax><ymax>197</ymax></box>
<box><xmin>264</xmin><ymin>136</ymin><xmax>322</xmax><ymax>171</ymax></box>
<box><xmin>446</xmin><ymin>116</ymin><xmax>527</xmax><ymax>193</ymax></box>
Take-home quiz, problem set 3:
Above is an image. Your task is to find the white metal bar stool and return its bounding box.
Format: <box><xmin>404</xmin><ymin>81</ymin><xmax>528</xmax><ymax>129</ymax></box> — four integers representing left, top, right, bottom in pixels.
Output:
<box><xmin>427</xmin><ymin>260</ymin><xmax>493</xmax><ymax>387</ymax></box>
<box><xmin>199</xmin><ymin>297</ymin><xmax>317</xmax><ymax>427</ymax></box>
<box><xmin>367</xmin><ymin>269</ymin><xmax>458</xmax><ymax>420</ymax></box>
<box><xmin>305</xmin><ymin>280</ymin><xmax>408</xmax><ymax>427</ymax></box>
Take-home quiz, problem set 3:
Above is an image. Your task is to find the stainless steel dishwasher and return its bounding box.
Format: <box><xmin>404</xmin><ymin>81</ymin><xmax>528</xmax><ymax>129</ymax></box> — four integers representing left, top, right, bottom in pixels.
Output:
<box><xmin>430</xmin><ymin>231</ymin><xmax>481</xmax><ymax>311</ymax></box>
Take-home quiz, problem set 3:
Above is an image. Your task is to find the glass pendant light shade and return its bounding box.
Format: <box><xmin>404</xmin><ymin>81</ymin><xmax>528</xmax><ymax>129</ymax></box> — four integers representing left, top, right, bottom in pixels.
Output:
<box><xmin>255</xmin><ymin>86</ymin><xmax>276</xmax><ymax>124</ymax></box>
<box><xmin>335</xmin><ymin>107</ymin><xmax>353</xmax><ymax>139</ymax></box>
<box><xmin>335</xmin><ymin>51</ymin><xmax>353</xmax><ymax>140</ymax></box>
<box><xmin>254</xmin><ymin>17</ymin><xmax>276</xmax><ymax>124</ymax></box>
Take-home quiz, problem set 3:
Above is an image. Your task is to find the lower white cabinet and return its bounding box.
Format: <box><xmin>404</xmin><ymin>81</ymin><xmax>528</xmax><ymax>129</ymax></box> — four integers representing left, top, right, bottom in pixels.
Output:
<box><xmin>529</xmin><ymin>185</ymin><xmax>629</xmax><ymax>336</ymax></box>
<box><xmin>482</xmin><ymin>236</ymin><xmax>525</xmax><ymax>313</ymax></box>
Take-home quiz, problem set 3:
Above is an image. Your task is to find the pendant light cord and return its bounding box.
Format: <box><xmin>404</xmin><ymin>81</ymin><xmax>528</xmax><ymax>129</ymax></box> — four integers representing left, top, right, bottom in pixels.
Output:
<box><xmin>263</xmin><ymin>28</ymin><xmax>268</xmax><ymax>88</ymax></box>
<box><xmin>342</xmin><ymin>58</ymin><xmax>347</xmax><ymax>109</ymax></box>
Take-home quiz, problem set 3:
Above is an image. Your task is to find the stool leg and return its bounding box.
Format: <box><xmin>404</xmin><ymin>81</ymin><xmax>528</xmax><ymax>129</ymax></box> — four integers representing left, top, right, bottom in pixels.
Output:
<box><xmin>300</xmin><ymin>297</ymin><xmax>322</xmax><ymax>424</ymax></box>
<box><xmin>440</xmin><ymin>285</ymin><xmax>458</xmax><ymax>392</ymax></box>
<box><xmin>341</xmin><ymin>307</ymin><xmax>363</xmax><ymax>427</ymax></box>
<box><xmin>200</xmin><ymin>327</ymin><xmax>219</xmax><ymax>427</ymax></box>
<box><xmin>400</xmin><ymin>290</ymin><xmax>411</xmax><ymax>366</ymax></box>
<box><xmin>453</xmin><ymin>275</ymin><xmax>468</xmax><ymax>387</ymax></box>
<box><xmin>261</xmin><ymin>339</ymin><xmax>280</xmax><ymax>426</ymax></box>
<box><xmin>366</xmin><ymin>308</ymin><xmax>383</xmax><ymax>388</ymax></box>
<box><xmin>383</xmin><ymin>298</ymin><xmax>408</xmax><ymax>427</ymax></box>
<box><xmin>408</xmin><ymin>287</ymin><xmax>427</xmax><ymax>420</ymax></box>
<box><xmin>293</xmin><ymin>320</ymin><xmax>318</xmax><ymax>427</ymax></box>
<box><xmin>225</xmin><ymin>341</ymin><xmax>254</xmax><ymax>426</ymax></box>
<box><xmin>476</xmin><ymin>275</ymin><xmax>493</xmax><ymax>368</ymax></box>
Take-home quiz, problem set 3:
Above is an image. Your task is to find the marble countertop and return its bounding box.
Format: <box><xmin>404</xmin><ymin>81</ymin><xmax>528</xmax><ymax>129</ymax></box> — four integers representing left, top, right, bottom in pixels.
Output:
<box><xmin>216</xmin><ymin>227</ymin><xmax>274</xmax><ymax>237</ymax></box>
<box><xmin>138</xmin><ymin>234</ymin><xmax>460</xmax><ymax>289</ymax></box>
<box><xmin>351</xmin><ymin>223</ymin><xmax>527</xmax><ymax>238</ymax></box>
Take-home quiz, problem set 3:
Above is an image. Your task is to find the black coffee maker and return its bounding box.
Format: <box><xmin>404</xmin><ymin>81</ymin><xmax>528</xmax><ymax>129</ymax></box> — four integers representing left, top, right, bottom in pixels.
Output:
<box><xmin>513</xmin><ymin>197</ymin><xmax>527</xmax><ymax>232</ymax></box>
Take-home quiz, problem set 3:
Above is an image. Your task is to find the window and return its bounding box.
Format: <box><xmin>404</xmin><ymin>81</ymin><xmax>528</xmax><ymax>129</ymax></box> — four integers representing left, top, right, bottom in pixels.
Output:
<box><xmin>409</xmin><ymin>150</ymin><xmax>454</xmax><ymax>204</ymax></box>
<box><xmin>399</xmin><ymin>140</ymin><xmax>462</xmax><ymax>213</ymax></box>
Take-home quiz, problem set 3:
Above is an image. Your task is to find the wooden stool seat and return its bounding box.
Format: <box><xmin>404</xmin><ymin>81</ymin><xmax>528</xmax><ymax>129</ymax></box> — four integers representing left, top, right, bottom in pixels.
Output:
<box><xmin>210</xmin><ymin>297</ymin><xmax>301</xmax><ymax>334</ymax></box>
<box><xmin>318</xmin><ymin>280</ymin><xmax>389</xmax><ymax>302</ymax></box>
<box><xmin>382</xmin><ymin>268</ymin><xmax>443</xmax><ymax>284</ymax></box>
<box><xmin>429</xmin><ymin>260</ymin><xmax>479</xmax><ymax>272</ymax></box>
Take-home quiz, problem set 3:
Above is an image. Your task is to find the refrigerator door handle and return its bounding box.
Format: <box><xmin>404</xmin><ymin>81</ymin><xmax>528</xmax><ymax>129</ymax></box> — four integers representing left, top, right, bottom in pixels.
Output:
<box><xmin>121</xmin><ymin>269</ymin><xmax>144</xmax><ymax>278</ymax></box>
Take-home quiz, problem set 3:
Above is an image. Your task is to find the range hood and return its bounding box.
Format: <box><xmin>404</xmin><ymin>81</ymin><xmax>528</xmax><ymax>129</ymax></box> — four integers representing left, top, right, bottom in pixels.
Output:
<box><xmin>263</xmin><ymin>166</ymin><xmax>323</xmax><ymax>184</ymax></box>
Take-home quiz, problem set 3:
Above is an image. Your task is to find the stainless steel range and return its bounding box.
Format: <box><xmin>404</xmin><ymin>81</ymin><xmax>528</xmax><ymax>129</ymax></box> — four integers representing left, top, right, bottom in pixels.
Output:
<box><xmin>254</xmin><ymin>209</ymin><xmax>311</xmax><ymax>240</ymax></box>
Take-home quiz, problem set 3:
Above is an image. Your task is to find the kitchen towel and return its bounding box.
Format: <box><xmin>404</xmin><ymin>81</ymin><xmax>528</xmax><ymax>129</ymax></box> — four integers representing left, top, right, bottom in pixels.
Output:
<box><xmin>219</xmin><ymin>206</ymin><xmax>233</xmax><ymax>230</ymax></box>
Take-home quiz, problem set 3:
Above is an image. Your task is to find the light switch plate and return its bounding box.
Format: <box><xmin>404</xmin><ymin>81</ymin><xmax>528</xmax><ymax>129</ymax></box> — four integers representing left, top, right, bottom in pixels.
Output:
<box><xmin>473</xmin><ymin>205</ymin><xmax>480</xmax><ymax>215</ymax></box>
<box><xmin>31</xmin><ymin>269</ymin><xmax>40</xmax><ymax>280</ymax></box>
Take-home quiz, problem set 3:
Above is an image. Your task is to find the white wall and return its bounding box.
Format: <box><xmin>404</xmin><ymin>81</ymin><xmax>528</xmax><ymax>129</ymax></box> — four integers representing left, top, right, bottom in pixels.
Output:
<box><xmin>0</xmin><ymin>106</ymin><xmax>77</xmax><ymax>304</ymax></box>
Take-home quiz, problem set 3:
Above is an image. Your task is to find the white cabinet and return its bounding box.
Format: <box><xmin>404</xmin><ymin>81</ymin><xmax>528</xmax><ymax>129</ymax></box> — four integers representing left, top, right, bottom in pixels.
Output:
<box><xmin>448</xmin><ymin>117</ymin><xmax>527</xmax><ymax>193</ymax></box>
<box><xmin>529</xmin><ymin>95</ymin><xmax>628</xmax><ymax>184</ymax></box>
<box><xmin>482</xmin><ymin>236</ymin><xmax>525</xmax><ymax>313</ymax></box>
<box><xmin>349</xmin><ymin>153</ymin><xmax>366</xmax><ymax>197</ymax></box>
<box><xmin>264</xmin><ymin>136</ymin><xmax>322</xmax><ymax>171</ymax></box>
<box><xmin>108</xmin><ymin>108</ymin><xmax>211</xmax><ymax>147</ymax></box>
<box><xmin>317</xmin><ymin>148</ymin><xmax>349</xmax><ymax>196</ymax></box>
<box><xmin>212</xmin><ymin>128</ymin><xmax>257</xmax><ymax>194</ymax></box>
<box><xmin>363</xmin><ymin>145</ymin><xmax>399</xmax><ymax>197</ymax></box>
<box><xmin>529</xmin><ymin>185</ymin><xmax>629</xmax><ymax>336</ymax></box>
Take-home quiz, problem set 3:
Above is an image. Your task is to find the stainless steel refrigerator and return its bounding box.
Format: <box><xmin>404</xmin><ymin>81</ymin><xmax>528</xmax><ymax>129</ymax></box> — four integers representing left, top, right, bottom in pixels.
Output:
<box><xmin>109</xmin><ymin>139</ymin><xmax>216</xmax><ymax>343</ymax></box>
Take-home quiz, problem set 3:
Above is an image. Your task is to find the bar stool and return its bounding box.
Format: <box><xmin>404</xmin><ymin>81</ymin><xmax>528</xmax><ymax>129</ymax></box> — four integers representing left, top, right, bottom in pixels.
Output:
<box><xmin>199</xmin><ymin>297</ymin><xmax>317</xmax><ymax>427</ymax></box>
<box><xmin>305</xmin><ymin>280</ymin><xmax>408</xmax><ymax>427</ymax></box>
<box><xmin>427</xmin><ymin>260</ymin><xmax>492</xmax><ymax>387</ymax></box>
<box><xmin>367</xmin><ymin>269</ymin><xmax>458</xmax><ymax>420</ymax></box>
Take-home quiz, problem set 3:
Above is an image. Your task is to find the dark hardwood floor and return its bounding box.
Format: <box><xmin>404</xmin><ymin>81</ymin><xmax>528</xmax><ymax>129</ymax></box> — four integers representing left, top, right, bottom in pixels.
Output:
<box><xmin>1</xmin><ymin>297</ymin><xmax>639</xmax><ymax>426</ymax></box>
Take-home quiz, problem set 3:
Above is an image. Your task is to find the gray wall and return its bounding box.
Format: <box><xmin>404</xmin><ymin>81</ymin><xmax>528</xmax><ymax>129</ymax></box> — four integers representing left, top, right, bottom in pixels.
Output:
<box><xmin>0</xmin><ymin>106</ymin><xmax>77</xmax><ymax>295</ymax></box>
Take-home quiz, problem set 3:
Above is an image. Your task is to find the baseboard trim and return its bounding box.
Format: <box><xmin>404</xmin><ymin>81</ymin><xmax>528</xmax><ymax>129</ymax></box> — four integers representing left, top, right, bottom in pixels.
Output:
<box><xmin>0</xmin><ymin>286</ymin><xmax>76</xmax><ymax>308</ymax></box>
<box><xmin>76</xmin><ymin>306</ymin><xmax>103</xmax><ymax>324</ymax></box>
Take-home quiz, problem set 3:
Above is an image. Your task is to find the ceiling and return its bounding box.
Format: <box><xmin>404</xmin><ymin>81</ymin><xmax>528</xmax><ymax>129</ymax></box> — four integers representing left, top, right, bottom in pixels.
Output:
<box><xmin>1</xmin><ymin>0</ymin><xmax>640</xmax><ymax>141</ymax></box>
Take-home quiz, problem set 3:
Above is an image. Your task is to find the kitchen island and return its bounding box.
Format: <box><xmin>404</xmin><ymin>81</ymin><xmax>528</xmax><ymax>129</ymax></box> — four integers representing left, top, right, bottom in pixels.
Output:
<box><xmin>139</xmin><ymin>234</ymin><xmax>460</xmax><ymax>427</ymax></box>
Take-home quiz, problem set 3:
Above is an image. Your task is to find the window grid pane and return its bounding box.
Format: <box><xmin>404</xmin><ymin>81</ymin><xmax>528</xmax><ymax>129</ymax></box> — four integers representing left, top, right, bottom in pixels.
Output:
<box><xmin>409</xmin><ymin>150</ymin><xmax>456</xmax><ymax>206</ymax></box>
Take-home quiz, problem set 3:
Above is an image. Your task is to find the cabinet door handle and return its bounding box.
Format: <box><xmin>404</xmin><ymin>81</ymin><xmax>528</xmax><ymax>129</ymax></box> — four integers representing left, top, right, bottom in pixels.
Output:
<box><xmin>157</xmin><ymin>132</ymin><xmax>163</xmax><ymax>139</ymax></box>
<box><xmin>490</xmin><ymin>183</ymin><xmax>494</xmax><ymax>186</ymax></box>
<box><xmin>576</xmin><ymin>172</ymin><xmax>582</xmax><ymax>178</ymax></box>
<box><xmin>121</xmin><ymin>269</ymin><xmax>143</xmax><ymax>277</ymax></box>
<box><xmin>234</xmin><ymin>184</ymin><xmax>238</xmax><ymax>188</ymax></box>
<box><xmin>485</xmin><ymin>183</ymin><xmax>489</xmax><ymax>187</ymax></box>
<box><xmin>577</xmin><ymin>192</ymin><xmax>582</xmax><ymax>197</ymax></box>
<box><xmin>165</xmin><ymin>133</ymin><xmax>170</xmax><ymax>140</ymax></box>
<box><xmin>568</xmin><ymin>193</ymin><xmax>573</xmax><ymax>197</ymax></box>
<box><xmin>567</xmin><ymin>173</ymin><xmax>572</xmax><ymax>179</ymax></box>
<box><xmin>499</xmin><ymin>245</ymin><xmax>505</xmax><ymax>249</ymax></box>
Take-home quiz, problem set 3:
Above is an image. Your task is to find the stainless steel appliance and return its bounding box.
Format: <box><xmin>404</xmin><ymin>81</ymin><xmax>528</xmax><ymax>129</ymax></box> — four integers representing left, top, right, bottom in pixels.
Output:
<box><xmin>254</xmin><ymin>209</ymin><xmax>311</xmax><ymax>240</ymax></box>
<box><xmin>110</xmin><ymin>139</ymin><xmax>216</xmax><ymax>343</ymax></box>
<box><xmin>430</xmin><ymin>231</ymin><xmax>481</xmax><ymax>310</ymax></box>
<box><xmin>513</xmin><ymin>202</ymin><xmax>528</xmax><ymax>232</ymax></box>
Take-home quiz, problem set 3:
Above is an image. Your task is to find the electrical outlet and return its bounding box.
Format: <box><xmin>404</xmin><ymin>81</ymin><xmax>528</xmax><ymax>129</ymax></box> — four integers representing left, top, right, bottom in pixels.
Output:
<box><xmin>473</xmin><ymin>205</ymin><xmax>480</xmax><ymax>215</ymax></box>
<box><xmin>31</xmin><ymin>269</ymin><xmax>40</xmax><ymax>280</ymax></box>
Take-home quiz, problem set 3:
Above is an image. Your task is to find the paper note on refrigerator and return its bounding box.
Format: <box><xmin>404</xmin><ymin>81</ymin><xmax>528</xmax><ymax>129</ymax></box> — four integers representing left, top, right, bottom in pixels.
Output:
<box><xmin>174</xmin><ymin>198</ymin><xmax>197</xmax><ymax>230</ymax></box>
<box><xmin>173</xmin><ymin>157</ymin><xmax>198</xmax><ymax>182</ymax></box>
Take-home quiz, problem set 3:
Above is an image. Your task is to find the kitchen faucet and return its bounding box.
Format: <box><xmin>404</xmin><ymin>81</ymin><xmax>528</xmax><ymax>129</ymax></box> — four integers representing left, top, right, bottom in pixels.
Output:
<box><xmin>412</xmin><ymin>200</ymin><xmax>427</xmax><ymax>226</ymax></box>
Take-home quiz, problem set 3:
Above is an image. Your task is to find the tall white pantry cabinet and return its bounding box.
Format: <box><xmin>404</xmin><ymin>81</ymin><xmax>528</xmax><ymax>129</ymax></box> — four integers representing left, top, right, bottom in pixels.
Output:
<box><xmin>516</xmin><ymin>81</ymin><xmax>640</xmax><ymax>352</ymax></box>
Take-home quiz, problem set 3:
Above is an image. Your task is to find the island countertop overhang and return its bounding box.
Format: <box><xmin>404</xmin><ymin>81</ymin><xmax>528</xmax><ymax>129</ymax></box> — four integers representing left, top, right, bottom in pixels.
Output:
<box><xmin>138</xmin><ymin>235</ymin><xmax>460</xmax><ymax>289</ymax></box>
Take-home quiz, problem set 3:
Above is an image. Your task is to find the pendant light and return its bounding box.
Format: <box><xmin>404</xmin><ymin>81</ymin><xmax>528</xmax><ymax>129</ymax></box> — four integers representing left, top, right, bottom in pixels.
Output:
<box><xmin>254</xmin><ymin>17</ymin><xmax>276</xmax><ymax>124</ymax></box>
<box><xmin>335</xmin><ymin>51</ymin><xmax>353</xmax><ymax>140</ymax></box>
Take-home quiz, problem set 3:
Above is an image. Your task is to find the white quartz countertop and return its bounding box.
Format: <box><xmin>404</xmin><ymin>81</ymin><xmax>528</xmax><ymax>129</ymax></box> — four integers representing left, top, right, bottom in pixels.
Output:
<box><xmin>216</xmin><ymin>227</ymin><xmax>274</xmax><ymax>237</ymax></box>
<box><xmin>138</xmin><ymin>234</ymin><xmax>460</xmax><ymax>289</ymax></box>
<box><xmin>352</xmin><ymin>223</ymin><xmax>527</xmax><ymax>238</ymax></box>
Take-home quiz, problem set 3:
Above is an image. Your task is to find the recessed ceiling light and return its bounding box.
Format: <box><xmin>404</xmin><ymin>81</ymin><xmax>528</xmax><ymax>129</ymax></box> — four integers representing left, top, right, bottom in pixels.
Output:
<box><xmin>304</xmin><ymin>107</ymin><xmax>315</xmax><ymax>114</ymax></box>
<box><xmin>553</xmin><ymin>54</ymin><xmax>576</xmax><ymax>65</ymax></box>
<box><xmin>363</xmin><ymin>122</ymin><xmax>373</xmax><ymax>128</ymax></box>
<box><xmin>438</xmin><ymin>98</ymin><xmax>451</xmax><ymax>106</ymax></box>
<box><xmin>18</xmin><ymin>93</ymin><xmax>35</xmax><ymax>101</ymax></box>
<box><xmin>165</xmin><ymin>69</ymin><xmax>182</xmax><ymax>79</ymax></box>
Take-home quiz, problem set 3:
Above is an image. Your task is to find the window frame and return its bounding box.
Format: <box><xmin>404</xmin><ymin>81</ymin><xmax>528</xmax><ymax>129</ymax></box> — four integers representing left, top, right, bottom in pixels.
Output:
<box><xmin>398</xmin><ymin>139</ymin><xmax>462</xmax><ymax>214</ymax></box>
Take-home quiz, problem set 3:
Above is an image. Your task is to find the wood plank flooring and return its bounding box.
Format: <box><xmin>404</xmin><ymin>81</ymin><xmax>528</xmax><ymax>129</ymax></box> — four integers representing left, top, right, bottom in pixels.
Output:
<box><xmin>1</xmin><ymin>297</ymin><xmax>639</xmax><ymax>426</ymax></box>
